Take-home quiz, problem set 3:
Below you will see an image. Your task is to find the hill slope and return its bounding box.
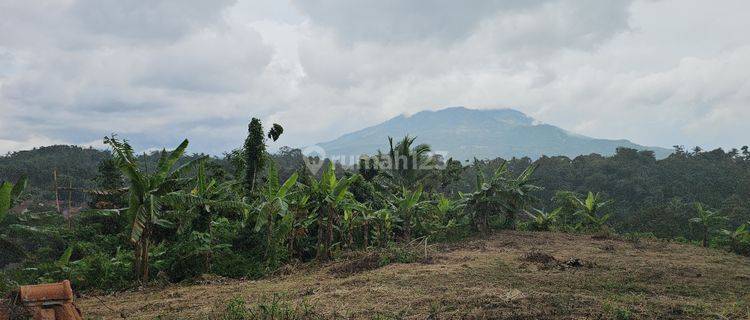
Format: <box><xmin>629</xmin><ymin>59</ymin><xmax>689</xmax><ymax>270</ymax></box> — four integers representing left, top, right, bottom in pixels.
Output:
<box><xmin>318</xmin><ymin>107</ymin><xmax>672</xmax><ymax>161</ymax></box>
<box><xmin>80</xmin><ymin>231</ymin><xmax>750</xmax><ymax>319</ymax></box>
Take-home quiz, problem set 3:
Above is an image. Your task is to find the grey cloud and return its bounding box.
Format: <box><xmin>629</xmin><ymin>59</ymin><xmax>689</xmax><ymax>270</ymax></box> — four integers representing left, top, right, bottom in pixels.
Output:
<box><xmin>291</xmin><ymin>0</ymin><xmax>632</xmax><ymax>49</ymax></box>
<box><xmin>70</xmin><ymin>0</ymin><xmax>237</xmax><ymax>42</ymax></box>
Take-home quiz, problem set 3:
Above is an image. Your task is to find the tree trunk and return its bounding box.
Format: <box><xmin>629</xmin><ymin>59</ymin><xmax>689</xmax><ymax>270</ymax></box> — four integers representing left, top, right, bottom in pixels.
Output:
<box><xmin>266</xmin><ymin>212</ymin><xmax>274</xmax><ymax>258</ymax></box>
<box><xmin>134</xmin><ymin>228</ymin><xmax>151</xmax><ymax>283</ymax></box>
<box><xmin>404</xmin><ymin>213</ymin><xmax>412</xmax><ymax>242</ymax></box>
<box><xmin>702</xmin><ymin>228</ymin><xmax>708</xmax><ymax>248</ymax></box>
<box><xmin>506</xmin><ymin>211</ymin><xmax>516</xmax><ymax>230</ymax></box>
<box><xmin>363</xmin><ymin>220</ymin><xmax>369</xmax><ymax>249</ymax></box>
<box><xmin>376</xmin><ymin>224</ymin><xmax>382</xmax><ymax>248</ymax></box>
<box><xmin>326</xmin><ymin>206</ymin><xmax>334</xmax><ymax>255</ymax></box>
<box><xmin>205</xmin><ymin>220</ymin><xmax>212</xmax><ymax>273</ymax></box>
<box><xmin>289</xmin><ymin>222</ymin><xmax>297</xmax><ymax>259</ymax></box>
<box><xmin>134</xmin><ymin>236</ymin><xmax>151</xmax><ymax>283</ymax></box>
<box><xmin>316</xmin><ymin>210</ymin><xmax>326</xmax><ymax>261</ymax></box>
<box><xmin>347</xmin><ymin>221</ymin><xmax>354</xmax><ymax>249</ymax></box>
<box><xmin>141</xmin><ymin>239</ymin><xmax>150</xmax><ymax>282</ymax></box>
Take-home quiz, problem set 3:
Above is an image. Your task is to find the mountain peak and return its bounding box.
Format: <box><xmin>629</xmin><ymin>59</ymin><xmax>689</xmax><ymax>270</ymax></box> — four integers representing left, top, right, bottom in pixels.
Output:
<box><xmin>318</xmin><ymin>107</ymin><xmax>670</xmax><ymax>161</ymax></box>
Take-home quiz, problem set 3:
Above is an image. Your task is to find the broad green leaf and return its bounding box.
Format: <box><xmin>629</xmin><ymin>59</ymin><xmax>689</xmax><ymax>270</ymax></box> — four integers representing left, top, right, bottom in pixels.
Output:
<box><xmin>58</xmin><ymin>245</ymin><xmax>73</xmax><ymax>265</ymax></box>
<box><xmin>0</xmin><ymin>182</ymin><xmax>12</xmax><ymax>223</ymax></box>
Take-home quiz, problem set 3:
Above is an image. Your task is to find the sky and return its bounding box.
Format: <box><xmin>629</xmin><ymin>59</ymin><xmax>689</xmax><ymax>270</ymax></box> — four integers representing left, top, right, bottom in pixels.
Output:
<box><xmin>1</xmin><ymin>0</ymin><xmax>749</xmax><ymax>155</ymax></box>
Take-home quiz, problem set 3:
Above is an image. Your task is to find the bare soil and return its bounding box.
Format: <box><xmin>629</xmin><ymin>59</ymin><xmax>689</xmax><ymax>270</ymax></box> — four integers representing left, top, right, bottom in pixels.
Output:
<box><xmin>78</xmin><ymin>231</ymin><xmax>750</xmax><ymax>319</ymax></box>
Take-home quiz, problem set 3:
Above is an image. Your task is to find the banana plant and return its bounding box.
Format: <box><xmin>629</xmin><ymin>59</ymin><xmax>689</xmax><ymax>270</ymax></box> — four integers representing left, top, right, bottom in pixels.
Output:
<box><xmin>488</xmin><ymin>164</ymin><xmax>541</xmax><ymax>230</ymax></box>
<box><xmin>391</xmin><ymin>185</ymin><xmax>426</xmax><ymax>242</ymax></box>
<box><xmin>308</xmin><ymin>161</ymin><xmax>360</xmax><ymax>260</ymax></box>
<box><xmin>104</xmin><ymin>135</ymin><xmax>204</xmax><ymax>282</ymax></box>
<box><xmin>721</xmin><ymin>223</ymin><xmax>749</xmax><ymax>254</ymax></box>
<box><xmin>253</xmin><ymin>161</ymin><xmax>299</xmax><ymax>260</ymax></box>
<box><xmin>461</xmin><ymin>161</ymin><xmax>517</xmax><ymax>233</ymax></box>
<box><xmin>164</xmin><ymin>162</ymin><xmax>250</xmax><ymax>272</ymax></box>
<box><xmin>355</xmin><ymin>204</ymin><xmax>379</xmax><ymax>249</ymax></box>
<box><xmin>0</xmin><ymin>176</ymin><xmax>28</xmax><ymax>259</ymax></box>
<box><xmin>690</xmin><ymin>203</ymin><xmax>727</xmax><ymax>248</ymax></box>
<box><xmin>574</xmin><ymin>192</ymin><xmax>613</xmax><ymax>232</ymax></box>
<box><xmin>287</xmin><ymin>192</ymin><xmax>312</xmax><ymax>258</ymax></box>
<box><xmin>524</xmin><ymin>208</ymin><xmax>561</xmax><ymax>231</ymax></box>
<box><xmin>374</xmin><ymin>208</ymin><xmax>398</xmax><ymax>247</ymax></box>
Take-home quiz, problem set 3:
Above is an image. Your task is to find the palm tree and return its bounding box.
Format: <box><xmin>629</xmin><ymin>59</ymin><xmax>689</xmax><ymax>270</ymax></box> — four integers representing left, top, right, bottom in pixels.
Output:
<box><xmin>690</xmin><ymin>203</ymin><xmax>727</xmax><ymax>248</ymax></box>
<box><xmin>104</xmin><ymin>136</ymin><xmax>203</xmax><ymax>282</ymax></box>
<box><xmin>573</xmin><ymin>192</ymin><xmax>613</xmax><ymax>232</ymax></box>
<box><xmin>379</xmin><ymin>135</ymin><xmax>434</xmax><ymax>190</ymax></box>
<box><xmin>308</xmin><ymin>161</ymin><xmax>360</xmax><ymax>260</ymax></box>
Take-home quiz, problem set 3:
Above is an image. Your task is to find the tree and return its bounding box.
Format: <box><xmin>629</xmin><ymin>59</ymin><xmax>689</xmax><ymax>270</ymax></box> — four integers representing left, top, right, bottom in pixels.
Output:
<box><xmin>243</xmin><ymin>118</ymin><xmax>285</xmax><ymax>200</ymax></box>
<box><xmin>690</xmin><ymin>203</ymin><xmax>727</xmax><ymax>248</ymax></box>
<box><xmin>91</xmin><ymin>158</ymin><xmax>125</xmax><ymax>208</ymax></box>
<box><xmin>379</xmin><ymin>135</ymin><xmax>434</xmax><ymax>190</ymax></box>
<box><xmin>104</xmin><ymin>135</ymin><xmax>203</xmax><ymax>282</ymax></box>
<box><xmin>244</xmin><ymin>118</ymin><xmax>266</xmax><ymax>198</ymax></box>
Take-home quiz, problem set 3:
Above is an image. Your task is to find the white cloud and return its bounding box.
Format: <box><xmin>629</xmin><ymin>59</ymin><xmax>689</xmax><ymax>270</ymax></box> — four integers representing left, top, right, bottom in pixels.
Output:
<box><xmin>1</xmin><ymin>0</ymin><xmax>749</xmax><ymax>155</ymax></box>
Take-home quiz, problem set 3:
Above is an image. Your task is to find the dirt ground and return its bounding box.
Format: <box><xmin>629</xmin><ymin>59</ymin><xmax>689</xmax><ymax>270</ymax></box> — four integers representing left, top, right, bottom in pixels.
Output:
<box><xmin>78</xmin><ymin>231</ymin><xmax>750</xmax><ymax>319</ymax></box>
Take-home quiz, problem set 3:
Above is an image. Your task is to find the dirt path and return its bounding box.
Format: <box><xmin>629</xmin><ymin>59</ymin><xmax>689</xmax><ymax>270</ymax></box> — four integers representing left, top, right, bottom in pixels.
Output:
<box><xmin>78</xmin><ymin>231</ymin><xmax>750</xmax><ymax>319</ymax></box>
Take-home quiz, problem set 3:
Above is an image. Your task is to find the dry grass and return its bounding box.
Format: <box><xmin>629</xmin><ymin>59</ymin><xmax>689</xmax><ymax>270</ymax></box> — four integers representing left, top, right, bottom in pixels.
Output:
<box><xmin>78</xmin><ymin>231</ymin><xmax>750</xmax><ymax>319</ymax></box>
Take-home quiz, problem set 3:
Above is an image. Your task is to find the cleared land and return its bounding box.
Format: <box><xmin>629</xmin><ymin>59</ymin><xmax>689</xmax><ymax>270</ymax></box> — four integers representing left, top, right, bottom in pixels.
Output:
<box><xmin>79</xmin><ymin>231</ymin><xmax>750</xmax><ymax>319</ymax></box>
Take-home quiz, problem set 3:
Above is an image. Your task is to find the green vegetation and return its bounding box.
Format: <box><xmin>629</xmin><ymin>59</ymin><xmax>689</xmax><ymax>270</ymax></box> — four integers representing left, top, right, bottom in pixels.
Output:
<box><xmin>1</xmin><ymin>119</ymin><xmax>749</xmax><ymax>299</ymax></box>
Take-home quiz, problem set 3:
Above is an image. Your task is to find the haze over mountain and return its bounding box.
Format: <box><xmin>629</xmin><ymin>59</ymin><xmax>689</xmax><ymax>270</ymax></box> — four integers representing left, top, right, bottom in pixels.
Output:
<box><xmin>318</xmin><ymin>107</ymin><xmax>672</xmax><ymax>161</ymax></box>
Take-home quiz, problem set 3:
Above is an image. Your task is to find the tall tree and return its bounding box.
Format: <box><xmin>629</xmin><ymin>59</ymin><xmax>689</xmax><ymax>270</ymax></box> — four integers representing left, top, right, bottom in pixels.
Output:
<box><xmin>244</xmin><ymin>118</ymin><xmax>266</xmax><ymax>198</ymax></box>
<box><xmin>379</xmin><ymin>135</ymin><xmax>434</xmax><ymax>190</ymax></box>
<box><xmin>91</xmin><ymin>158</ymin><xmax>125</xmax><ymax>208</ymax></box>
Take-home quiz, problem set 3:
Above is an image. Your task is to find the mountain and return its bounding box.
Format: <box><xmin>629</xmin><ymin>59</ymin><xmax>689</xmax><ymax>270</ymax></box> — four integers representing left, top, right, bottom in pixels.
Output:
<box><xmin>317</xmin><ymin>107</ymin><xmax>672</xmax><ymax>161</ymax></box>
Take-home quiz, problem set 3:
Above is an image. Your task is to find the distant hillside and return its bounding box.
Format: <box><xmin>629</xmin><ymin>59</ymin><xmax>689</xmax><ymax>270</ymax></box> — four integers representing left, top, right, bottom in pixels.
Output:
<box><xmin>0</xmin><ymin>145</ymin><xmax>110</xmax><ymax>201</ymax></box>
<box><xmin>0</xmin><ymin>145</ymin><xmax>214</xmax><ymax>202</ymax></box>
<box><xmin>318</xmin><ymin>107</ymin><xmax>672</xmax><ymax>161</ymax></box>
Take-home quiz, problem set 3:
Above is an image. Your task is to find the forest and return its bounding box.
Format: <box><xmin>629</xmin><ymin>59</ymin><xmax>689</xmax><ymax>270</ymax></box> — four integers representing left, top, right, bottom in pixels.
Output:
<box><xmin>1</xmin><ymin>118</ymin><xmax>749</xmax><ymax>295</ymax></box>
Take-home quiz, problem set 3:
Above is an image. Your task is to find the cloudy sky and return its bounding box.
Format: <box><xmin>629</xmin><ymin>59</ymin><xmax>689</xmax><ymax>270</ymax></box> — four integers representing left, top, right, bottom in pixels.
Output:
<box><xmin>1</xmin><ymin>0</ymin><xmax>749</xmax><ymax>155</ymax></box>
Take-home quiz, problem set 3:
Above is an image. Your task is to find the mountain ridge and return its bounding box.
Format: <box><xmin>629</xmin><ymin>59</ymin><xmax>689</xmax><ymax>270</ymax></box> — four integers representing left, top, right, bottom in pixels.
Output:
<box><xmin>318</xmin><ymin>106</ymin><xmax>672</xmax><ymax>161</ymax></box>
